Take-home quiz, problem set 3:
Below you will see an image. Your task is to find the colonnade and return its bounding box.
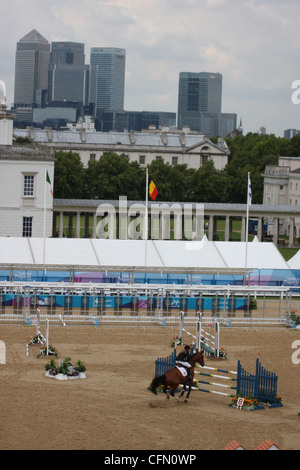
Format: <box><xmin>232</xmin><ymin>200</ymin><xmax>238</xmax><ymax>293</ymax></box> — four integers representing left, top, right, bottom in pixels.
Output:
<box><xmin>52</xmin><ymin>204</ymin><xmax>296</xmax><ymax>247</ymax></box>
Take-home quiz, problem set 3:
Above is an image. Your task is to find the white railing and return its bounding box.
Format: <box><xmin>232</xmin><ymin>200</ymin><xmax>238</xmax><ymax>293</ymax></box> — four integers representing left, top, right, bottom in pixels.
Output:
<box><xmin>0</xmin><ymin>312</ymin><xmax>293</xmax><ymax>328</ymax></box>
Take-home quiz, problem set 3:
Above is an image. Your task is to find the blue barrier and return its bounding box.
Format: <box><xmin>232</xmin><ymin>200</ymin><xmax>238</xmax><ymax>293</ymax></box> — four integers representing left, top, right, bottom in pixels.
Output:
<box><xmin>154</xmin><ymin>349</ymin><xmax>177</xmax><ymax>378</ymax></box>
<box><xmin>0</xmin><ymin>293</ymin><xmax>251</xmax><ymax>313</ymax></box>
<box><xmin>236</xmin><ymin>358</ymin><xmax>281</xmax><ymax>407</ymax></box>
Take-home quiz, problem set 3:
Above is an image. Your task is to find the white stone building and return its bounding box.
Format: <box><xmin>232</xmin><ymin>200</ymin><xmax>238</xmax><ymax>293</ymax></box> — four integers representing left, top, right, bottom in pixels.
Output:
<box><xmin>0</xmin><ymin>148</ymin><xmax>54</xmax><ymax>238</ymax></box>
<box><xmin>0</xmin><ymin>85</ymin><xmax>54</xmax><ymax>238</ymax></box>
<box><xmin>13</xmin><ymin>127</ymin><xmax>230</xmax><ymax>170</ymax></box>
<box><xmin>263</xmin><ymin>156</ymin><xmax>300</xmax><ymax>237</ymax></box>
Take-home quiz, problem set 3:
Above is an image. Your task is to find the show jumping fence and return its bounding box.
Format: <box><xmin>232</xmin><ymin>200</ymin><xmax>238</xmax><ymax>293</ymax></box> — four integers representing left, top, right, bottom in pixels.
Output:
<box><xmin>154</xmin><ymin>350</ymin><xmax>282</xmax><ymax>407</ymax></box>
<box><xmin>179</xmin><ymin>311</ymin><xmax>220</xmax><ymax>357</ymax></box>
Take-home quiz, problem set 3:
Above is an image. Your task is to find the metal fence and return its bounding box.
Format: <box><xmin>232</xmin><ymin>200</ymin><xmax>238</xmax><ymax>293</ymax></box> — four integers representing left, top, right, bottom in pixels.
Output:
<box><xmin>0</xmin><ymin>281</ymin><xmax>297</xmax><ymax>328</ymax></box>
<box><xmin>0</xmin><ymin>311</ymin><xmax>293</xmax><ymax>328</ymax></box>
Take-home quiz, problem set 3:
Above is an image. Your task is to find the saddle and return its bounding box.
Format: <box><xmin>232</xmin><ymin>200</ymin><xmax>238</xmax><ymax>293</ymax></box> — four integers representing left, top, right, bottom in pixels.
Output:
<box><xmin>175</xmin><ymin>362</ymin><xmax>192</xmax><ymax>378</ymax></box>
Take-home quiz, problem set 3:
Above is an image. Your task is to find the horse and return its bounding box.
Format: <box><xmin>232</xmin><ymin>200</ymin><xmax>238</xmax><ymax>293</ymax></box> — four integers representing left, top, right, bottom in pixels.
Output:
<box><xmin>150</xmin><ymin>350</ymin><xmax>205</xmax><ymax>401</ymax></box>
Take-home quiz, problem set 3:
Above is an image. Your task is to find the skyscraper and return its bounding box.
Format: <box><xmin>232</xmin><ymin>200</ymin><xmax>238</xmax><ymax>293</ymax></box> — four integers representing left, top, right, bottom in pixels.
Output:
<box><xmin>90</xmin><ymin>47</ymin><xmax>126</xmax><ymax>116</ymax></box>
<box><xmin>13</xmin><ymin>30</ymin><xmax>50</xmax><ymax>121</ymax></box>
<box><xmin>48</xmin><ymin>42</ymin><xmax>85</xmax><ymax>103</ymax></box>
<box><xmin>46</xmin><ymin>41</ymin><xmax>97</xmax><ymax>119</ymax></box>
<box><xmin>50</xmin><ymin>41</ymin><xmax>85</xmax><ymax>66</ymax></box>
<box><xmin>177</xmin><ymin>72</ymin><xmax>222</xmax><ymax>136</ymax></box>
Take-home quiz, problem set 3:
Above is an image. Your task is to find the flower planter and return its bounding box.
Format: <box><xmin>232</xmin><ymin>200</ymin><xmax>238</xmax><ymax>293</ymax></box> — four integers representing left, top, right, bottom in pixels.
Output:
<box><xmin>45</xmin><ymin>371</ymin><xmax>86</xmax><ymax>380</ymax></box>
<box><xmin>44</xmin><ymin>357</ymin><xmax>86</xmax><ymax>381</ymax></box>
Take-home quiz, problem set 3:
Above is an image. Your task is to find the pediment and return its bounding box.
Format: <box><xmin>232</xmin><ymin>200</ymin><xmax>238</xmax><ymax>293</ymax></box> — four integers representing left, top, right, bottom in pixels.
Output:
<box><xmin>185</xmin><ymin>140</ymin><xmax>228</xmax><ymax>156</ymax></box>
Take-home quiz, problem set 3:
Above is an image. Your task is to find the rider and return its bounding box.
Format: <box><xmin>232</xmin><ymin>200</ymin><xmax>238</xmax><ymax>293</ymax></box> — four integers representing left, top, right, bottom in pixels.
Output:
<box><xmin>175</xmin><ymin>345</ymin><xmax>192</xmax><ymax>380</ymax></box>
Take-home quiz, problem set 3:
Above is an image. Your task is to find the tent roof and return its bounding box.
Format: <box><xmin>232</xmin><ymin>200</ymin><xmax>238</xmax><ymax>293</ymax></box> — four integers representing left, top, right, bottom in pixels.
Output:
<box><xmin>287</xmin><ymin>249</ymin><xmax>300</xmax><ymax>269</ymax></box>
<box><xmin>0</xmin><ymin>236</ymin><xmax>291</xmax><ymax>274</ymax></box>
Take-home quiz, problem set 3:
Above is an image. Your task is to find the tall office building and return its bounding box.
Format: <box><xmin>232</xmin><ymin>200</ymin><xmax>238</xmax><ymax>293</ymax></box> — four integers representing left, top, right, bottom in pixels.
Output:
<box><xmin>50</xmin><ymin>41</ymin><xmax>85</xmax><ymax>66</ymax></box>
<box><xmin>49</xmin><ymin>64</ymin><xmax>97</xmax><ymax>105</ymax></box>
<box><xmin>177</xmin><ymin>72</ymin><xmax>222</xmax><ymax>136</ymax></box>
<box><xmin>90</xmin><ymin>47</ymin><xmax>126</xmax><ymax>116</ymax></box>
<box><xmin>13</xmin><ymin>30</ymin><xmax>50</xmax><ymax>121</ymax></box>
<box><xmin>48</xmin><ymin>42</ymin><xmax>85</xmax><ymax>103</ymax></box>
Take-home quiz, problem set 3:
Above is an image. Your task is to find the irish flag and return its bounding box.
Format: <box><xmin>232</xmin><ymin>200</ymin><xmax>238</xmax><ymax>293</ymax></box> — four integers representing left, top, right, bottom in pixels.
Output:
<box><xmin>46</xmin><ymin>170</ymin><xmax>53</xmax><ymax>197</ymax></box>
<box><xmin>149</xmin><ymin>180</ymin><xmax>158</xmax><ymax>200</ymax></box>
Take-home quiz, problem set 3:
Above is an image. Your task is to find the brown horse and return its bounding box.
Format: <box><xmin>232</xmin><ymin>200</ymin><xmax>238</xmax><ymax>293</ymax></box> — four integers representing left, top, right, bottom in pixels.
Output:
<box><xmin>150</xmin><ymin>351</ymin><xmax>205</xmax><ymax>401</ymax></box>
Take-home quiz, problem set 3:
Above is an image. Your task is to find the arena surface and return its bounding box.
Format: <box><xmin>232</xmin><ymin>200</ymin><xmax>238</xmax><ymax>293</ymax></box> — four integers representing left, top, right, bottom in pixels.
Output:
<box><xmin>0</xmin><ymin>324</ymin><xmax>299</xmax><ymax>450</ymax></box>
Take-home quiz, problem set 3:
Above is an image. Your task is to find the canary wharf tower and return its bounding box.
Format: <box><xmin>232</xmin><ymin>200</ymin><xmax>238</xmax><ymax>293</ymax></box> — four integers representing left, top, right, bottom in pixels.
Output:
<box><xmin>13</xmin><ymin>30</ymin><xmax>50</xmax><ymax>120</ymax></box>
<box><xmin>90</xmin><ymin>47</ymin><xmax>125</xmax><ymax>116</ymax></box>
<box><xmin>177</xmin><ymin>72</ymin><xmax>222</xmax><ymax>136</ymax></box>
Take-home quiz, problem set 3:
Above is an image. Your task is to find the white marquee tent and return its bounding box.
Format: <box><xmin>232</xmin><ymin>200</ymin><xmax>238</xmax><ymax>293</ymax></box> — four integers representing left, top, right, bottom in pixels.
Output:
<box><xmin>0</xmin><ymin>235</ymin><xmax>291</xmax><ymax>274</ymax></box>
<box><xmin>287</xmin><ymin>250</ymin><xmax>300</xmax><ymax>269</ymax></box>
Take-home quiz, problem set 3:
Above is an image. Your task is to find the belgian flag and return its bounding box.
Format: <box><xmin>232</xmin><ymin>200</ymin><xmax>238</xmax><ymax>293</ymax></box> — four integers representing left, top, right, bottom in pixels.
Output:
<box><xmin>149</xmin><ymin>180</ymin><xmax>158</xmax><ymax>200</ymax></box>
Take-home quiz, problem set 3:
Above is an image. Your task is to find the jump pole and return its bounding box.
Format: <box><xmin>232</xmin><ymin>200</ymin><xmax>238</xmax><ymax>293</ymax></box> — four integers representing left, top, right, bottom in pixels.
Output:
<box><xmin>197</xmin><ymin>312</ymin><xmax>220</xmax><ymax>358</ymax></box>
<box><xmin>179</xmin><ymin>311</ymin><xmax>220</xmax><ymax>357</ymax></box>
<box><xmin>179</xmin><ymin>311</ymin><xmax>184</xmax><ymax>344</ymax></box>
<box><xmin>46</xmin><ymin>319</ymin><xmax>49</xmax><ymax>356</ymax></box>
<box><xmin>36</xmin><ymin>307</ymin><xmax>40</xmax><ymax>336</ymax></box>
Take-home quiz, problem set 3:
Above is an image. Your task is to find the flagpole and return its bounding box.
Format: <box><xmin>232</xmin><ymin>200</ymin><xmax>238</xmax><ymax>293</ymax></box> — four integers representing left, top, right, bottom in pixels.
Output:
<box><xmin>43</xmin><ymin>165</ymin><xmax>47</xmax><ymax>275</ymax></box>
<box><xmin>245</xmin><ymin>172</ymin><xmax>250</xmax><ymax>270</ymax></box>
<box><xmin>145</xmin><ymin>168</ymin><xmax>149</xmax><ymax>266</ymax></box>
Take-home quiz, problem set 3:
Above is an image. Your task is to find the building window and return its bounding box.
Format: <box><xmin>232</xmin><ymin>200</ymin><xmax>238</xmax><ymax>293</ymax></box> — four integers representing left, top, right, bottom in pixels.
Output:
<box><xmin>280</xmin><ymin>185</ymin><xmax>283</xmax><ymax>190</ymax></box>
<box><xmin>139</xmin><ymin>155</ymin><xmax>145</xmax><ymax>164</ymax></box>
<box><xmin>22</xmin><ymin>217</ymin><xmax>33</xmax><ymax>237</ymax></box>
<box><xmin>23</xmin><ymin>175</ymin><xmax>34</xmax><ymax>197</ymax></box>
<box><xmin>201</xmin><ymin>155</ymin><xmax>209</xmax><ymax>165</ymax></box>
<box><xmin>156</xmin><ymin>156</ymin><xmax>162</xmax><ymax>160</ymax></box>
<box><xmin>172</xmin><ymin>157</ymin><xmax>178</xmax><ymax>165</ymax></box>
<box><xmin>89</xmin><ymin>154</ymin><xmax>96</xmax><ymax>161</ymax></box>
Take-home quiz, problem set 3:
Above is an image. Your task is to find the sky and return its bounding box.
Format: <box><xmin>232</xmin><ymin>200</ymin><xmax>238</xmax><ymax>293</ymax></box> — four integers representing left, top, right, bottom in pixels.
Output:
<box><xmin>1</xmin><ymin>0</ymin><xmax>300</xmax><ymax>136</ymax></box>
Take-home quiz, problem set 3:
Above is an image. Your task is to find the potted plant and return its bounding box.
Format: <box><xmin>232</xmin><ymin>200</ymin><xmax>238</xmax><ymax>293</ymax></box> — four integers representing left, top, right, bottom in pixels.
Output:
<box><xmin>75</xmin><ymin>360</ymin><xmax>86</xmax><ymax>379</ymax></box>
<box><xmin>45</xmin><ymin>358</ymin><xmax>58</xmax><ymax>378</ymax></box>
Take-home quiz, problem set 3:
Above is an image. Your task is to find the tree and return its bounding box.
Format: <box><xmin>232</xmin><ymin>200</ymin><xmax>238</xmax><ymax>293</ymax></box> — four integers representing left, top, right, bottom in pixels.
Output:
<box><xmin>85</xmin><ymin>152</ymin><xmax>145</xmax><ymax>200</ymax></box>
<box><xmin>53</xmin><ymin>151</ymin><xmax>86</xmax><ymax>199</ymax></box>
<box><xmin>190</xmin><ymin>160</ymin><xmax>226</xmax><ymax>203</ymax></box>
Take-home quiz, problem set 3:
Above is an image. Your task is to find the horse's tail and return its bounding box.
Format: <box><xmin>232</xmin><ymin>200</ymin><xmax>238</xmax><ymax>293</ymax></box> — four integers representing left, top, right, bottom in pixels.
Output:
<box><xmin>150</xmin><ymin>374</ymin><xmax>166</xmax><ymax>394</ymax></box>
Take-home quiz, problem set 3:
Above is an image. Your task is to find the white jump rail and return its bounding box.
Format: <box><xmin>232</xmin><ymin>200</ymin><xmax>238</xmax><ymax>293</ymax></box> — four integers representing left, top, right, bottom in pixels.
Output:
<box><xmin>179</xmin><ymin>311</ymin><xmax>220</xmax><ymax>357</ymax></box>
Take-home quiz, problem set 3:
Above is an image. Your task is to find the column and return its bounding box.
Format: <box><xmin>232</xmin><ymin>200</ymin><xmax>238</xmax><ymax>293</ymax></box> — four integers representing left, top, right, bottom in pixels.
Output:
<box><xmin>208</xmin><ymin>215</ymin><xmax>214</xmax><ymax>241</ymax></box>
<box><xmin>273</xmin><ymin>217</ymin><xmax>278</xmax><ymax>245</ymax></box>
<box><xmin>225</xmin><ymin>216</ymin><xmax>230</xmax><ymax>241</ymax></box>
<box><xmin>59</xmin><ymin>212</ymin><xmax>64</xmax><ymax>238</ymax></box>
<box><xmin>257</xmin><ymin>217</ymin><xmax>262</xmax><ymax>241</ymax></box>
<box><xmin>76</xmin><ymin>212</ymin><xmax>81</xmax><ymax>238</ymax></box>
<box><xmin>289</xmin><ymin>217</ymin><xmax>294</xmax><ymax>247</ymax></box>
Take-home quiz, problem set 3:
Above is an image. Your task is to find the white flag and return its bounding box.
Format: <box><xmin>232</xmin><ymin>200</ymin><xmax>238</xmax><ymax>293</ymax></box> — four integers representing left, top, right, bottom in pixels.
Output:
<box><xmin>248</xmin><ymin>174</ymin><xmax>252</xmax><ymax>206</ymax></box>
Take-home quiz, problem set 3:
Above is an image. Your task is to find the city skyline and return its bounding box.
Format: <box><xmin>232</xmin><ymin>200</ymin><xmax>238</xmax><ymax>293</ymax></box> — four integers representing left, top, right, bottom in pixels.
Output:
<box><xmin>1</xmin><ymin>0</ymin><xmax>299</xmax><ymax>136</ymax></box>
